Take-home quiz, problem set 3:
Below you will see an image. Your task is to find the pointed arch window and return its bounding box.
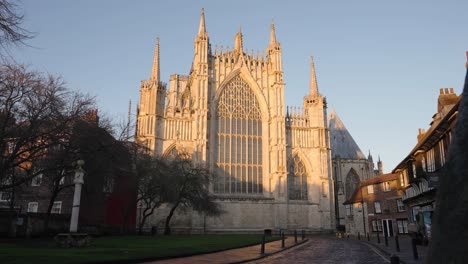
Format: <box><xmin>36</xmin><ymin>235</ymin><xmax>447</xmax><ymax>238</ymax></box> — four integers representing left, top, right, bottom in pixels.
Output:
<box><xmin>345</xmin><ymin>169</ymin><xmax>360</xmax><ymax>199</ymax></box>
<box><xmin>288</xmin><ymin>155</ymin><xmax>308</xmax><ymax>200</ymax></box>
<box><xmin>214</xmin><ymin>76</ymin><xmax>263</xmax><ymax>194</ymax></box>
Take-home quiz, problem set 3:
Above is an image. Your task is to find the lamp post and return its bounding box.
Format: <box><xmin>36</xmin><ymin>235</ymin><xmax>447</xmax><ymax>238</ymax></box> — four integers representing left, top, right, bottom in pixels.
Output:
<box><xmin>70</xmin><ymin>160</ymin><xmax>85</xmax><ymax>233</ymax></box>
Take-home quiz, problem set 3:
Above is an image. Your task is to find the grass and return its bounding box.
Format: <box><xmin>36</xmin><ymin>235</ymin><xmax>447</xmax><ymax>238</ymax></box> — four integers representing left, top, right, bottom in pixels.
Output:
<box><xmin>0</xmin><ymin>234</ymin><xmax>279</xmax><ymax>264</ymax></box>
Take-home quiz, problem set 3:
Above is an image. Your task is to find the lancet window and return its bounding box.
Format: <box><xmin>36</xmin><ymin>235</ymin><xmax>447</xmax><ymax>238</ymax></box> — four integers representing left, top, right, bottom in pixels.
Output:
<box><xmin>214</xmin><ymin>76</ymin><xmax>263</xmax><ymax>194</ymax></box>
<box><xmin>345</xmin><ymin>169</ymin><xmax>360</xmax><ymax>199</ymax></box>
<box><xmin>288</xmin><ymin>155</ymin><xmax>308</xmax><ymax>200</ymax></box>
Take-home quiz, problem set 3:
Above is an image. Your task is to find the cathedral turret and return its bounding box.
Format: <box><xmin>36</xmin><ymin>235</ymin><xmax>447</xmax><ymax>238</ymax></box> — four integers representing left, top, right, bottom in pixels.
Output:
<box><xmin>194</xmin><ymin>8</ymin><xmax>209</xmax><ymax>67</ymax></box>
<box><xmin>150</xmin><ymin>37</ymin><xmax>160</xmax><ymax>81</ymax></box>
<box><xmin>304</xmin><ymin>54</ymin><xmax>325</xmax><ymax>128</ymax></box>
<box><xmin>269</xmin><ymin>19</ymin><xmax>277</xmax><ymax>45</ymax></box>
<box><xmin>192</xmin><ymin>8</ymin><xmax>210</xmax><ymax>162</ymax></box>
<box><xmin>266</xmin><ymin>20</ymin><xmax>283</xmax><ymax>82</ymax></box>
<box><xmin>234</xmin><ymin>27</ymin><xmax>243</xmax><ymax>54</ymax></box>
<box><xmin>197</xmin><ymin>8</ymin><xmax>206</xmax><ymax>36</ymax></box>
<box><xmin>309</xmin><ymin>55</ymin><xmax>319</xmax><ymax>97</ymax></box>
<box><xmin>136</xmin><ymin>37</ymin><xmax>167</xmax><ymax>152</ymax></box>
<box><xmin>378</xmin><ymin>156</ymin><xmax>384</xmax><ymax>175</ymax></box>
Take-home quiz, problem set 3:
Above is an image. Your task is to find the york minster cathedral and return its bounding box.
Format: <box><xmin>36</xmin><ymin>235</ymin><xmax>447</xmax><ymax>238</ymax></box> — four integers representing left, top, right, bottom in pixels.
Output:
<box><xmin>135</xmin><ymin>9</ymin><xmax>359</xmax><ymax>232</ymax></box>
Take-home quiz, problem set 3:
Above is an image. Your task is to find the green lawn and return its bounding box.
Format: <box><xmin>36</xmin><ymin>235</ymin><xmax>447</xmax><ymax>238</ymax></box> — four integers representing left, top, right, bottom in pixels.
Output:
<box><xmin>0</xmin><ymin>235</ymin><xmax>279</xmax><ymax>264</ymax></box>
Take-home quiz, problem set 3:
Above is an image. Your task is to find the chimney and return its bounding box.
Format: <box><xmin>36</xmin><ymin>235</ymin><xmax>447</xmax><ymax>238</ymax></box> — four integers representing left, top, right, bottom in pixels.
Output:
<box><xmin>438</xmin><ymin>87</ymin><xmax>460</xmax><ymax>113</ymax></box>
<box><xmin>417</xmin><ymin>128</ymin><xmax>426</xmax><ymax>142</ymax></box>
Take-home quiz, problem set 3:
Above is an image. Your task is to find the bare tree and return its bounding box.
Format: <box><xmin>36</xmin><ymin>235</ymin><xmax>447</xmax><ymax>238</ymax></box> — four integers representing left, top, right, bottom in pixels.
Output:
<box><xmin>0</xmin><ymin>0</ymin><xmax>32</xmax><ymax>59</ymax></box>
<box><xmin>0</xmin><ymin>64</ymin><xmax>94</xmax><ymax>193</ymax></box>
<box><xmin>134</xmin><ymin>152</ymin><xmax>169</xmax><ymax>235</ymax></box>
<box><xmin>163</xmin><ymin>158</ymin><xmax>222</xmax><ymax>235</ymax></box>
<box><xmin>39</xmin><ymin>117</ymin><xmax>106</xmax><ymax>231</ymax></box>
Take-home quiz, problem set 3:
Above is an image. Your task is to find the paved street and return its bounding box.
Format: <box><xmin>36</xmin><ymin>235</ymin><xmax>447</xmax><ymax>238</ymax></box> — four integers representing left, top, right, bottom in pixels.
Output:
<box><xmin>249</xmin><ymin>236</ymin><xmax>389</xmax><ymax>264</ymax></box>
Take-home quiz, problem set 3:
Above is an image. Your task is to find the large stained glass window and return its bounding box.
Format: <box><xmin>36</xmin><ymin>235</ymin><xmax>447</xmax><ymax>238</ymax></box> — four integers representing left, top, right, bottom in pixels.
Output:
<box><xmin>288</xmin><ymin>155</ymin><xmax>308</xmax><ymax>200</ymax></box>
<box><xmin>214</xmin><ymin>76</ymin><xmax>262</xmax><ymax>194</ymax></box>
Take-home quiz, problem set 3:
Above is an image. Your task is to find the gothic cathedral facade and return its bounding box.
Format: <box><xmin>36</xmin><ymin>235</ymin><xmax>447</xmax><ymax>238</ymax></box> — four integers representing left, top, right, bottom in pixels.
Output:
<box><xmin>136</xmin><ymin>10</ymin><xmax>335</xmax><ymax>232</ymax></box>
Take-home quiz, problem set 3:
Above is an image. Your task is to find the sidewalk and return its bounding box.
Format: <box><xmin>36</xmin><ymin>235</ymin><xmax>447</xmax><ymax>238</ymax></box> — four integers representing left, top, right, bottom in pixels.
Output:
<box><xmin>143</xmin><ymin>236</ymin><xmax>308</xmax><ymax>264</ymax></box>
<box><xmin>358</xmin><ymin>234</ymin><xmax>428</xmax><ymax>264</ymax></box>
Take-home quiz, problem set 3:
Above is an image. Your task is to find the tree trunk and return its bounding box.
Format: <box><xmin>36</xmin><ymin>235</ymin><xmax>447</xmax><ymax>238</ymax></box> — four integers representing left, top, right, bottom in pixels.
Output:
<box><xmin>44</xmin><ymin>183</ymin><xmax>60</xmax><ymax>233</ymax></box>
<box><xmin>164</xmin><ymin>202</ymin><xmax>179</xmax><ymax>235</ymax></box>
<box><xmin>138</xmin><ymin>207</ymin><xmax>151</xmax><ymax>235</ymax></box>
<box><xmin>7</xmin><ymin>175</ymin><xmax>16</xmax><ymax>237</ymax></box>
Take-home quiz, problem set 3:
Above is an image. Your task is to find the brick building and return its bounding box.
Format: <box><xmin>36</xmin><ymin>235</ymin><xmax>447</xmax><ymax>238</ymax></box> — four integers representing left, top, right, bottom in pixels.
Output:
<box><xmin>343</xmin><ymin>173</ymin><xmax>410</xmax><ymax>237</ymax></box>
<box><xmin>3</xmin><ymin>118</ymin><xmax>138</xmax><ymax>236</ymax></box>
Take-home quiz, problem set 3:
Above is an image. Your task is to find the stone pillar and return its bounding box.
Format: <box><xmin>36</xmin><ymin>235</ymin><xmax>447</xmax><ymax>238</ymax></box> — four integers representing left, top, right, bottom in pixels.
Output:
<box><xmin>70</xmin><ymin>160</ymin><xmax>85</xmax><ymax>233</ymax></box>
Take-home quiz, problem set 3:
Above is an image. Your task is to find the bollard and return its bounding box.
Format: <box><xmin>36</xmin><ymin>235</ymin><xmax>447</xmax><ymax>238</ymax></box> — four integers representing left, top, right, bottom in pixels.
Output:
<box><xmin>385</xmin><ymin>233</ymin><xmax>388</xmax><ymax>247</ymax></box>
<box><xmin>347</xmin><ymin>234</ymin><xmax>349</xmax><ymax>239</ymax></box>
<box><xmin>302</xmin><ymin>230</ymin><xmax>305</xmax><ymax>241</ymax></box>
<box><xmin>281</xmin><ymin>232</ymin><xmax>285</xmax><ymax>248</ymax></box>
<box><xmin>390</xmin><ymin>254</ymin><xmax>400</xmax><ymax>264</ymax></box>
<box><xmin>294</xmin><ymin>230</ymin><xmax>298</xmax><ymax>243</ymax></box>
<box><xmin>411</xmin><ymin>238</ymin><xmax>419</xmax><ymax>260</ymax></box>
<box><xmin>395</xmin><ymin>235</ymin><xmax>400</xmax><ymax>252</ymax></box>
<box><xmin>377</xmin><ymin>232</ymin><xmax>380</xmax><ymax>244</ymax></box>
<box><xmin>260</xmin><ymin>235</ymin><xmax>265</xmax><ymax>255</ymax></box>
<box><xmin>358</xmin><ymin>232</ymin><xmax>361</xmax><ymax>240</ymax></box>
<box><xmin>367</xmin><ymin>232</ymin><xmax>370</xmax><ymax>241</ymax></box>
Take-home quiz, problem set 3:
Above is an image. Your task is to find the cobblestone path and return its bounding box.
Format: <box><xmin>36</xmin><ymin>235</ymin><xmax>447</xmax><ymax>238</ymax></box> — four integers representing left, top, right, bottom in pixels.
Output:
<box><xmin>249</xmin><ymin>236</ymin><xmax>389</xmax><ymax>264</ymax></box>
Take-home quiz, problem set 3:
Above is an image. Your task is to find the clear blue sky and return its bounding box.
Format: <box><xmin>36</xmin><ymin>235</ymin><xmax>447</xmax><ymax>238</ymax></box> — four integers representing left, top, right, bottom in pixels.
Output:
<box><xmin>11</xmin><ymin>0</ymin><xmax>468</xmax><ymax>171</ymax></box>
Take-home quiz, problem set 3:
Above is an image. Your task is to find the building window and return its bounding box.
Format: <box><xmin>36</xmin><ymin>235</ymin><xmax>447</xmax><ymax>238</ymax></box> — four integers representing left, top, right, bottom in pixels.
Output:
<box><xmin>397</xmin><ymin>199</ymin><xmax>405</xmax><ymax>212</ymax></box>
<box><xmin>426</xmin><ymin>148</ymin><xmax>435</xmax><ymax>172</ymax></box>
<box><xmin>0</xmin><ymin>192</ymin><xmax>11</xmax><ymax>202</ymax></box>
<box><xmin>288</xmin><ymin>155</ymin><xmax>308</xmax><ymax>200</ymax></box>
<box><xmin>421</xmin><ymin>157</ymin><xmax>427</xmax><ymax>172</ymax></box>
<box><xmin>439</xmin><ymin>141</ymin><xmax>446</xmax><ymax>166</ymax></box>
<box><xmin>214</xmin><ymin>76</ymin><xmax>263</xmax><ymax>194</ymax></box>
<box><xmin>402</xmin><ymin>169</ymin><xmax>408</xmax><ymax>186</ymax></box>
<box><xmin>367</xmin><ymin>185</ymin><xmax>374</xmax><ymax>194</ymax></box>
<box><xmin>399</xmin><ymin>171</ymin><xmax>406</xmax><ymax>187</ymax></box>
<box><xmin>382</xmin><ymin>181</ymin><xmax>391</xmax><ymax>192</ymax></box>
<box><xmin>412</xmin><ymin>163</ymin><xmax>417</xmax><ymax>178</ymax></box>
<box><xmin>31</xmin><ymin>173</ymin><xmax>43</xmax><ymax>186</ymax></box>
<box><xmin>51</xmin><ymin>201</ymin><xmax>62</xmax><ymax>214</ymax></box>
<box><xmin>27</xmin><ymin>202</ymin><xmax>38</xmax><ymax>213</ymax></box>
<box><xmin>345</xmin><ymin>169</ymin><xmax>360</xmax><ymax>200</ymax></box>
<box><xmin>345</xmin><ymin>205</ymin><xmax>353</xmax><ymax>216</ymax></box>
<box><xmin>372</xmin><ymin>220</ymin><xmax>383</xmax><ymax>232</ymax></box>
<box><xmin>397</xmin><ymin>219</ymin><xmax>409</xmax><ymax>234</ymax></box>
<box><xmin>374</xmin><ymin>202</ymin><xmax>382</xmax><ymax>214</ymax></box>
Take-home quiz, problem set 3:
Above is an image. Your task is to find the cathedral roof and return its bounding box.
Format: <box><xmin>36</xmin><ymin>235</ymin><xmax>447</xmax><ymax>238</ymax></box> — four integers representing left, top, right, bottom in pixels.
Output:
<box><xmin>343</xmin><ymin>173</ymin><xmax>399</xmax><ymax>205</ymax></box>
<box><xmin>329</xmin><ymin>108</ymin><xmax>366</xmax><ymax>160</ymax></box>
<box><xmin>359</xmin><ymin>173</ymin><xmax>398</xmax><ymax>187</ymax></box>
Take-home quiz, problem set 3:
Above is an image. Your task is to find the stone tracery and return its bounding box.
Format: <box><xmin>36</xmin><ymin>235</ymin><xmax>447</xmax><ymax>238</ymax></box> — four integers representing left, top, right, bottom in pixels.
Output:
<box><xmin>288</xmin><ymin>155</ymin><xmax>308</xmax><ymax>200</ymax></box>
<box><xmin>214</xmin><ymin>76</ymin><xmax>263</xmax><ymax>194</ymax></box>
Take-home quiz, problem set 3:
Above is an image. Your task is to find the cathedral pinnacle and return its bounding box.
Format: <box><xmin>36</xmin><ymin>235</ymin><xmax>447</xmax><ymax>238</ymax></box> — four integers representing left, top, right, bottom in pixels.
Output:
<box><xmin>198</xmin><ymin>8</ymin><xmax>206</xmax><ymax>35</ymax></box>
<box><xmin>150</xmin><ymin>37</ymin><xmax>160</xmax><ymax>81</ymax></box>
<box><xmin>269</xmin><ymin>19</ymin><xmax>277</xmax><ymax>44</ymax></box>
<box><xmin>309</xmin><ymin>55</ymin><xmax>319</xmax><ymax>97</ymax></box>
<box><xmin>234</xmin><ymin>26</ymin><xmax>243</xmax><ymax>53</ymax></box>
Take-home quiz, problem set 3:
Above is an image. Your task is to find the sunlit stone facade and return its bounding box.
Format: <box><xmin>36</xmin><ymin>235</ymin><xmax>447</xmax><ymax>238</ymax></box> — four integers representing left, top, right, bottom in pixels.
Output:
<box><xmin>136</xmin><ymin>10</ymin><xmax>335</xmax><ymax>232</ymax></box>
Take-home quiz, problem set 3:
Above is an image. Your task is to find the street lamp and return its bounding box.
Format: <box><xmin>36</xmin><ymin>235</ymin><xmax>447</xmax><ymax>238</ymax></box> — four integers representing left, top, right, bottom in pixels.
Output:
<box><xmin>70</xmin><ymin>160</ymin><xmax>85</xmax><ymax>233</ymax></box>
